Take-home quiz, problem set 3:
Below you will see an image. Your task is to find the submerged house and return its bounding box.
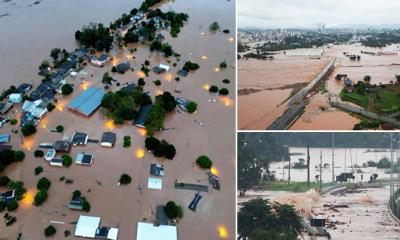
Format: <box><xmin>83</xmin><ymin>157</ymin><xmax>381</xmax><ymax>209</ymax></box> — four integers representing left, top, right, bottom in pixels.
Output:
<box><xmin>153</xmin><ymin>64</ymin><xmax>170</xmax><ymax>74</ymax></box>
<box><xmin>150</xmin><ymin>164</ymin><xmax>164</xmax><ymax>177</ymax></box>
<box><xmin>90</xmin><ymin>54</ymin><xmax>110</xmax><ymax>67</ymax></box>
<box><xmin>0</xmin><ymin>102</ymin><xmax>13</xmax><ymax>114</ymax></box>
<box><xmin>49</xmin><ymin>158</ymin><xmax>63</xmax><ymax>167</ymax></box>
<box><xmin>76</xmin><ymin>153</ymin><xmax>94</xmax><ymax>166</ymax></box>
<box><xmin>72</xmin><ymin>131</ymin><xmax>89</xmax><ymax>146</ymax></box>
<box><xmin>75</xmin><ymin>215</ymin><xmax>119</xmax><ymax>240</ymax></box>
<box><xmin>115</xmin><ymin>62</ymin><xmax>130</xmax><ymax>74</ymax></box>
<box><xmin>8</xmin><ymin>93</ymin><xmax>23</xmax><ymax>104</ymax></box>
<box><xmin>176</xmin><ymin>97</ymin><xmax>192</xmax><ymax>112</ymax></box>
<box><xmin>54</xmin><ymin>140</ymin><xmax>71</xmax><ymax>153</ymax></box>
<box><xmin>100</xmin><ymin>132</ymin><xmax>116</xmax><ymax>147</ymax></box>
<box><xmin>68</xmin><ymin>195</ymin><xmax>84</xmax><ymax>210</ymax></box>
<box><xmin>22</xmin><ymin>100</ymin><xmax>48</xmax><ymax>119</ymax></box>
<box><xmin>136</xmin><ymin>222</ymin><xmax>177</xmax><ymax>240</ymax></box>
<box><xmin>16</xmin><ymin>83</ymin><xmax>33</xmax><ymax>94</ymax></box>
<box><xmin>133</xmin><ymin>104</ymin><xmax>153</xmax><ymax>128</ymax></box>
<box><xmin>0</xmin><ymin>134</ymin><xmax>10</xmax><ymax>144</ymax></box>
<box><xmin>0</xmin><ymin>190</ymin><xmax>15</xmax><ymax>203</ymax></box>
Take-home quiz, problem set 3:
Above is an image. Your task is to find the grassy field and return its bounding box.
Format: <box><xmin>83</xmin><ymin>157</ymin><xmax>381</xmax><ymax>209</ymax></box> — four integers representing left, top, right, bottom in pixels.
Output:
<box><xmin>340</xmin><ymin>84</ymin><xmax>400</xmax><ymax>113</ymax></box>
<box><xmin>263</xmin><ymin>182</ymin><xmax>336</xmax><ymax>193</ymax></box>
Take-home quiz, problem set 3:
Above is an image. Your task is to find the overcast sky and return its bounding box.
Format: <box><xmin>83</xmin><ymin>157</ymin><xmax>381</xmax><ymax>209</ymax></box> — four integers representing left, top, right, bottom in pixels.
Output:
<box><xmin>238</xmin><ymin>0</ymin><xmax>400</xmax><ymax>28</ymax></box>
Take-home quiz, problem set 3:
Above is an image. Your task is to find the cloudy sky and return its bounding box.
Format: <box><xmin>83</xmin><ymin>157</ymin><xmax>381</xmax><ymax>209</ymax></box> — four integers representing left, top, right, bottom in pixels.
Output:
<box><xmin>238</xmin><ymin>0</ymin><xmax>400</xmax><ymax>28</ymax></box>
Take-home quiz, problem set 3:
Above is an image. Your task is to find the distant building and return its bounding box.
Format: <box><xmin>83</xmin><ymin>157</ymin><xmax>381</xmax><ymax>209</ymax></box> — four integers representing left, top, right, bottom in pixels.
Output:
<box><xmin>153</xmin><ymin>64</ymin><xmax>170</xmax><ymax>74</ymax></box>
<box><xmin>115</xmin><ymin>62</ymin><xmax>130</xmax><ymax>74</ymax></box>
<box><xmin>148</xmin><ymin>178</ymin><xmax>162</xmax><ymax>190</ymax></box>
<box><xmin>68</xmin><ymin>195</ymin><xmax>84</xmax><ymax>211</ymax></box>
<box><xmin>0</xmin><ymin>190</ymin><xmax>15</xmax><ymax>203</ymax></box>
<box><xmin>8</xmin><ymin>93</ymin><xmax>23</xmax><ymax>104</ymax></box>
<box><xmin>150</xmin><ymin>164</ymin><xmax>164</xmax><ymax>177</ymax></box>
<box><xmin>75</xmin><ymin>215</ymin><xmax>119</xmax><ymax>240</ymax></box>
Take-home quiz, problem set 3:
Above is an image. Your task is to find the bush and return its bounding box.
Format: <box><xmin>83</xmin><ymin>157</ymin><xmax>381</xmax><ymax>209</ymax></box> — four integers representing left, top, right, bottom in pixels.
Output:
<box><xmin>56</xmin><ymin>125</ymin><xmax>64</xmax><ymax>133</ymax></box>
<box><xmin>164</xmin><ymin>201</ymin><xmax>183</xmax><ymax>219</ymax></box>
<box><xmin>47</xmin><ymin>103</ymin><xmax>55</xmax><ymax>112</ymax></box>
<box><xmin>111</xmin><ymin>66</ymin><xmax>117</xmax><ymax>73</ymax></box>
<box><xmin>0</xmin><ymin>201</ymin><xmax>6</xmax><ymax>212</ymax></box>
<box><xmin>10</xmin><ymin>119</ymin><xmax>17</xmax><ymax>125</ymax></box>
<box><xmin>186</xmin><ymin>101</ymin><xmax>197</xmax><ymax>113</ymax></box>
<box><xmin>62</xmin><ymin>154</ymin><xmax>73</xmax><ymax>167</ymax></box>
<box><xmin>196</xmin><ymin>155</ymin><xmax>212</xmax><ymax>169</ymax></box>
<box><xmin>209</xmin><ymin>22</ymin><xmax>220</xmax><ymax>31</ymax></box>
<box><xmin>164</xmin><ymin>144</ymin><xmax>176</xmax><ymax>160</ymax></box>
<box><xmin>154</xmin><ymin>80</ymin><xmax>161</xmax><ymax>86</ymax></box>
<box><xmin>219</xmin><ymin>88</ymin><xmax>229</xmax><ymax>95</ymax></box>
<box><xmin>44</xmin><ymin>225</ymin><xmax>56</xmax><ymax>237</ymax></box>
<box><xmin>34</xmin><ymin>150</ymin><xmax>44</xmax><ymax>158</ymax></box>
<box><xmin>6</xmin><ymin>200</ymin><xmax>18</xmax><ymax>211</ymax></box>
<box><xmin>209</xmin><ymin>85</ymin><xmax>219</xmax><ymax>93</ymax></box>
<box><xmin>64</xmin><ymin>230</ymin><xmax>71</xmax><ymax>237</ymax></box>
<box><xmin>222</xmin><ymin>79</ymin><xmax>230</xmax><ymax>84</ymax></box>
<box><xmin>34</xmin><ymin>189</ymin><xmax>48</xmax><ymax>206</ymax></box>
<box><xmin>13</xmin><ymin>151</ymin><xmax>25</xmax><ymax>162</ymax></box>
<box><xmin>0</xmin><ymin>176</ymin><xmax>11</xmax><ymax>186</ymax></box>
<box><xmin>138</xmin><ymin>78</ymin><xmax>146</xmax><ymax>86</ymax></box>
<box><xmin>61</xmin><ymin>84</ymin><xmax>73</xmax><ymax>95</ymax></box>
<box><xmin>35</xmin><ymin>166</ymin><xmax>43</xmax><ymax>176</ymax></box>
<box><xmin>82</xmin><ymin>198</ymin><xmax>91</xmax><ymax>212</ymax></box>
<box><xmin>219</xmin><ymin>61</ymin><xmax>227</xmax><ymax>69</ymax></box>
<box><xmin>119</xmin><ymin>173</ymin><xmax>132</xmax><ymax>185</ymax></box>
<box><xmin>123</xmin><ymin>136</ymin><xmax>131</xmax><ymax>148</ymax></box>
<box><xmin>146</xmin><ymin>136</ymin><xmax>160</xmax><ymax>149</ymax></box>
<box><xmin>223</xmin><ymin>29</ymin><xmax>230</xmax><ymax>33</ymax></box>
<box><xmin>21</xmin><ymin>124</ymin><xmax>37</xmax><ymax>136</ymax></box>
<box><xmin>37</xmin><ymin>177</ymin><xmax>51</xmax><ymax>190</ymax></box>
<box><xmin>183</xmin><ymin>61</ymin><xmax>200</xmax><ymax>72</ymax></box>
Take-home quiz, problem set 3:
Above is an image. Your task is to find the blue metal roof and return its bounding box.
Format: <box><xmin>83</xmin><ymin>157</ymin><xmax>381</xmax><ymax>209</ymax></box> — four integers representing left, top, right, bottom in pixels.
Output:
<box><xmin>68</xmin><ymin>87</ymin><xmax>105</xmax><ymax>116</ymax></box>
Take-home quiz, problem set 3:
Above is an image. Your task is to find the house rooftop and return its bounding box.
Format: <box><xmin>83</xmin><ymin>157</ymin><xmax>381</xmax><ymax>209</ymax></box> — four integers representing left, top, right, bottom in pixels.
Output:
<box><xmin>133</xmin><ymin>104</ymin><xmax>153</xmax><ymax>128</ymax></box>
<box><xmin>101</xmin><ymin>132</ymin><xmax>116</xmax><ymax>146</ymax></box>
<box><xmin>68</xmin><ymin>87</ymin><xmax>106</xmax><ymax>117</ymax></box>
<box><xmin>76</xmin><ymin>153</ymin><xmax>93</xmax><ymax>165</ymax></box>
<box><xmin>136</xmin><ymin>222</ymin><xmax>177</xmax><ymax>240</ymax></box>
<box><xmin>72</xmin><ymin>131</ymin><xmax>89</xmax><ymax>146</ymax></box>
<box><xmin>54</xmin><ymin>140</ymin><xmax>71</xmax><ymax>153</ymax></box>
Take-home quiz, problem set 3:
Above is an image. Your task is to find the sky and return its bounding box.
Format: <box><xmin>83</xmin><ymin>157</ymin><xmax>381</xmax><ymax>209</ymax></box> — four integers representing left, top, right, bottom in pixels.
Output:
<box><xmin>238</xmin><ymin>0</ymin><xmax>400</xmax><ymax>29</ymax></box>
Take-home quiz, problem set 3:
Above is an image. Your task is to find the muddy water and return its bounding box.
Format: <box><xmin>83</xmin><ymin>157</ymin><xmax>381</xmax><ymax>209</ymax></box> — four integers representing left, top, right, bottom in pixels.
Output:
<box><xmin>238</xmin><ymin>56</ymin><xmax>330</xmax><ymax>129</ymax></box>
<box><xmin>0</xmin><ymin>0</ymin><xmax>235</xmax><ymax>239</ymax></box>
<box><xmin>270</xmin><ymin>147</ymin><xmax>396</xmax><ymax>183</ymax></box>
<box><xmin>238</xmin><ymin>43</ymin><xmax>400</xmax><ymax>130</ymax></box>
<box><xmin>240</xmin><ymin>187</ymin><xmax>400</xmax><ymax>240</ymax></box>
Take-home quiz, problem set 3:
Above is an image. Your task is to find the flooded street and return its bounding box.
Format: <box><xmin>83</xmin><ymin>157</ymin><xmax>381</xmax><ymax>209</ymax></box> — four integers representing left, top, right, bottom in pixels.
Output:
<box><xmin>0</xmin><ymin>0</ymin><xmax>235</xmax><ymax>239</ymax></box>
<box><xmin>270</xmin><ymin>147</ymin><xmax>395</xmax><ymax>183</ymax></box>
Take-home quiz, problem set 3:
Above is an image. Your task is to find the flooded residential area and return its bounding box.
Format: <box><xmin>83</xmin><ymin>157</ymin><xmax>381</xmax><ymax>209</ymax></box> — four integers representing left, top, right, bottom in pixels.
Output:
<box><xmin>0</xmin><ymin>0</ymin><xmax>235</xmax><ymax>239</ymax></box>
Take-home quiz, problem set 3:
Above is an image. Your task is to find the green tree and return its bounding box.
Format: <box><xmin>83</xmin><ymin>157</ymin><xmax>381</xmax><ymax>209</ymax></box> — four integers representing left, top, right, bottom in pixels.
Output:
<box><xmin>209</xmin><ymin>22</ymin><xmax>220</xmax><ymax>31</ymax></box>
<box><xmin>164</xmin><ymin>201</ymin><xmax>183</xmax><ymax>219</ymax></box>
<box><xmin>56</xmin><ymin>125</ymin><xmax>64</xmax><ymax>133</ymax></box>
<box><xmin>6</xmin><ymin>200</ymin><xmax>18</xmax><ymax>211</ymax></box>
<box><xmin>34</xmin><ymin>189</ymin><xmax>48</xmax><ymax>206</ymax></box>
<box><xmin>37</xmin><ymin>177</ymin><xmax>51</xmax><ymax>190</ymax></box>
<box><xmin>119</xmin><ymin>173</ymin><xmax>132</xmax><ymax>185</ymax></box>
<box><xmin>14</xmin><ymin>151</ymin><xmax>25</xmax><ymax>161</ymax></box>
<box><xmin>219</xmin><ymin>88</ymin><xmax>229</xmax><ymax>95</ymax></box>
<box><xmin>209</xmin><ymin>85</ymin><xmax>219</xmax><ymax>93</ymax></box>
<box><xmin>196</xmin><ymin>155</ymin><xmax>212</xmax><ymax>169</ymax></box>
<box><xmin>186</xmin><ymin>101</ymin><xmax>197</xmax><ymax>113</ymax></box>
<box><xmin>44</xmin><ymin>225</ymin><xmax>56</xmax><ymax>237</ymax></box>
<box><xmin>61</xmin><ymin>84</ymin><xmax>73</xmax><ymax>95</ymax></box>
<box><xmin>21</xmin><ymin>124</ymin><xmax>37</xmax><ymax>136</ymax></box>
<box><xmin>35</xmin><ymin>166</ymin><xmax>43</xmax><ymax>176</ymax></box>
<box><xmin>145</xmin><ymin>137</ymin><xmax>160</xmax><ymax>151</ymax></box>
<box><xmin>62</xmin><ymin>154</ymin><xmax>73</xmax><ymax>167</ymax></box>
<box><xmin>34</xmin><ymin>150</ymin><xmax>44</xmax><ymax>158</ymax></box>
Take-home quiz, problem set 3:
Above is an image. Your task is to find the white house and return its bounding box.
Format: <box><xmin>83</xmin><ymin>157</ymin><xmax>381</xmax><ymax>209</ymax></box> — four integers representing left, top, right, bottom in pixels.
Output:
<box><xmin>76</xmin><ymin>153</ymin><xmax>93</xmax><ymax>166</ymax></box>
<box><xmin>8</xmin><ymin>93</ymin><xmax>23</xmax><ymax>104</ymax></box>
<box><xmin>22</xmin><ymin>100</ymin><xmax>48</xmax><ymax>119</ymax></box>
<box><xmin>136</xmin><ymin>222</ymin><xmax>177</xmax><ymax>240</ymax></box>
<box><xmin>90</xmin><ymin>54</ymin><xmax>110</xmax><ymax>67</ymax></box>
<box><xmin>148</xmin><ymin>178</ymin><xmax>162</xmax><ymax>190</ymax></box>
<box><xmin>75</xmin><ymin>215</ymin><xmax>101</xmax><ymax>238</ymax></box>
<box><xmin>49</xmin><ymin>158</ymin><xmax>63</xmax><ymax>167</ymax></box>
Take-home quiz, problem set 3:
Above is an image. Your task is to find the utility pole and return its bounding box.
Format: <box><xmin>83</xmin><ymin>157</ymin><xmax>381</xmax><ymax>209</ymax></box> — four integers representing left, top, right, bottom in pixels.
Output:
<box><xmin>390</xmin><ymin>133</ymin><xmax>394</xmax><ymax>199</ymax></box>
<box><xmin>288</xmin><ymin>155</ymin><xmax>291</xmax><ymax>184</ymax></box>
<box><xmin>332</xmin><ymin>133</ymin><xmax>335</xmax><ymax>183</ymax></box>
<box><xmin>344</xmin><ymin>148</ymin><xmax>347</xmax><ymax>173</ymax></box>
<box><xmin>307</xmin><ymin>143</ymin><xmax>310</xmax><ymax>188</ymax></box>
<box><xmin>320</xmin><ymin>150</ymin><xmax>323</xmax><ymax>193</ymax></box>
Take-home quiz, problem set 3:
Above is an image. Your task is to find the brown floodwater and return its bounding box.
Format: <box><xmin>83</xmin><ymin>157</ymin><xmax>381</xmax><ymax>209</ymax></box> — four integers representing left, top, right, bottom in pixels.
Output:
<box><xmin>0</xmin><ymin>0</ymin><xmax>235</xmax><ymax>239</ymax></box>
<box><xmin>238</xmin><ymin>44</ymin><xmax>400</xmax><ymax>130</ymax></box>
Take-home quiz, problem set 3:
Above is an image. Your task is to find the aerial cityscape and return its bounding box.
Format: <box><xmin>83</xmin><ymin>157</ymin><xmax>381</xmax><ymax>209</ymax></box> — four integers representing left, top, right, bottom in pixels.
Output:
<box><xmin>0</xmin><ymin>0</ymin><xmax>235</xmax><ymax>239</ymax></box>
<box><xmin>238</xmin><ymin>0</ymin><xmax>400</xmax><ymax>130</ymax></box>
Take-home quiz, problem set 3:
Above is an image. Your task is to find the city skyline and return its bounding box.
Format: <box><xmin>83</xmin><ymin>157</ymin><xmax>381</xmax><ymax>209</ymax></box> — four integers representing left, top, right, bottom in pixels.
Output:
<box><xmin>238</xmin><ymin>0</ymin><xmax>400</xmax><ymax>29</ymax></box>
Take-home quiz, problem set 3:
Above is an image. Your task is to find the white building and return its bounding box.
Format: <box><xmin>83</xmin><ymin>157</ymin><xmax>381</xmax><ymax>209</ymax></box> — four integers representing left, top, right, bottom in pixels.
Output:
<box><xmin>9</xmin><ymin>93</ymin><xmax>23</xmax><ymax>104</ymax></box>
<box><xmin>136</xmin><ymin>222</ymin><xmax>177</xmax><ymax>240</ymax></box>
